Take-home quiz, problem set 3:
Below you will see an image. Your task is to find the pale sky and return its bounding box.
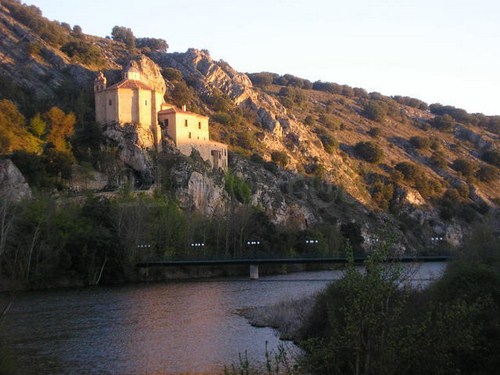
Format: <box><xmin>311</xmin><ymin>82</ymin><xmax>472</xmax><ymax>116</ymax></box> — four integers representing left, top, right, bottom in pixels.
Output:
<box><xmin>24</xmin><ymin>0</ymin><xmax>500</xmax><ymax>115</ymax></box>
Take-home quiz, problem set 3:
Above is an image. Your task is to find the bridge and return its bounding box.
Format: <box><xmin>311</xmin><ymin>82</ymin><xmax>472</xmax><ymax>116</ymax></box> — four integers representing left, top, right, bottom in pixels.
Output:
<box><xmin>136</xmin><ymin>255</ymin><xmax>451</xmax><ymax>279</ymax></box>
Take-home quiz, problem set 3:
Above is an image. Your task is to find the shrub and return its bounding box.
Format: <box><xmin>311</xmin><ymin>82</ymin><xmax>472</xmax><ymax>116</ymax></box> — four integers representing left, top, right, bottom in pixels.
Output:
<box><xmin>409</xmin><ymin>136</ymin><xmax>430</xmax><ymax>149</ymax></box>
<box><xmin>162</xmin><ymin>68</ymin><xmax>183</xmax><ymax>82</ymax></box>
<box><xmin>481</xmin><ymin>149</ymin><xmax>500</xmax><ymax>167</ymax></box>
<box><xmin>61</xmin><ymin>41</ymin><xmax>104</xmax><ymax>65</ymax></box>
<box><xmin>367</xmin><ymin>127</ymin><xmax>381</xmax><ymax>138</ymax></box>
<box><xmin>271</xmin><ymin>151</ymin><xmax>289</xmax><ymax>167</ymax></box>
<box><xmin>354</xmin><ymin>141</ymin><xmax>383</xmax><ymax>163</ymax></box>
<box><xmin>476</xmin><ymin>165</ymin><xmax>498</xmax><ymax>182</ymax></box>
<box><xmin>304</xmin><ymin>115</ymin><xmax>315</xmax><ymax>126</ymax></box>
<box><xmin>431</xmin><ymin>114</ymin><xmax>455</xmax><ymax>131</ymax></box>
<box><xmin>171</xmin><ymin>81</ymin><xmax>193</xmax><ymax>107</ymax></box>
<box><xmin>430</xmin><ymin>150</ymin><xmax>447</xmax><ymax>168</ymax></box>
<box><xmin>318</xmin><ymin>113</ymin><xmax>340</xmax><ymax>130</ymax></box>
<box><xmin>236</xmin><ymin>131</ymin><xmax>256</xmax><ymax>150</ymax></box>
<box><xmin>225</xmin><ymin>171</ymin><xmax>251</xmax><ymax>204</ymax></box>
<box><xmin>247</xmin><ymin>72</ymin><xmax>276</xmax><ymax>87</ymax></box>
<box><xmin>370</xmin><ymin>179</ymin><xmax>394</xmax><ymax>210</ymax></box>
<box><xmin>395</xmin><ymin>162</ymin><xmax>421</xmax><ymax>181</ymax></box>
<box><xmin>250</xmin><ymin>153</ymin><xmax>265</xmax><ymax>164</ymax></box>
<box><xmin>363</xmin><ymin>100</ymin><xmax>388</xmax><ymax>122</ymax></box>
<box><xmin>301</xmin><ymin>248</ymin><xmax>500</xmax><ymax>375</ymax></box>
<box><xmin>452</xmin><ymin>158</ymin><xmax>477</xmax><ymax>177</ymax></box>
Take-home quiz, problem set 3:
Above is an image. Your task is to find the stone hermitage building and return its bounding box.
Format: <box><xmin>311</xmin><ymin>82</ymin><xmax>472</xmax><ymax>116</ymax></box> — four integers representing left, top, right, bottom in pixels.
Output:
<box><xmin>94</xmin><ymin>67</ymin><xmax>228</xmax><ymax>170</ymax></box>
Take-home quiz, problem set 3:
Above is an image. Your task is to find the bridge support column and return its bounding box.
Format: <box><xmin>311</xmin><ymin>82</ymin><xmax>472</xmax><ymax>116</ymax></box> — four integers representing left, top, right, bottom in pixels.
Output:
<box><xmin>249</xmin><ymin>264</ymin><xmax>259</xmax><ymax>280</ymax></box>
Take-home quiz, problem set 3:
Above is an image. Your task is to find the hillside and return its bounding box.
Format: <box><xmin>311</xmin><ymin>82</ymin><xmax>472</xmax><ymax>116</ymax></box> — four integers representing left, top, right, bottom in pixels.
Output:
<box><xmin>0</xmin><ymin>0</ymin><xmax>499</xmax><ymax>288</ymax></box>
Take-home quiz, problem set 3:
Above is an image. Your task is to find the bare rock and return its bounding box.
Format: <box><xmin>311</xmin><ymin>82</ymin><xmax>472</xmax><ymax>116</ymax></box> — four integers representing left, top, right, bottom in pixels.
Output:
<box><xmin>0</xmin><ymin>159</ymin><xmax>32</xmax><ymax>200</ymax></box>
<box><xmin>180</xmin><ymin>171</ymin><xmax>226</xmax><ymax>215</ymax></box>
<box><xmin>103</xmin><ymin>123</ymin><xmax>154</xmax><ymax>186</ymax></box>
<box><xmin>127</xmin><ymin>55</ymin><xmax>166</xmax><ymax>94</ymax></box>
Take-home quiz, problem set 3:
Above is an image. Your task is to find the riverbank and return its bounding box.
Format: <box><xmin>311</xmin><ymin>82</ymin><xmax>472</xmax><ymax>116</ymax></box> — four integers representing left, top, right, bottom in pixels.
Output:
<box><xmin>1</xmin><ymin>263</ymin><xmax>331</xmax><ymax>292</ymax></box>
<box><xmin>239</xmin><ymin>294</ymin><xmax>320</xmax><ymax>341</ymax></box>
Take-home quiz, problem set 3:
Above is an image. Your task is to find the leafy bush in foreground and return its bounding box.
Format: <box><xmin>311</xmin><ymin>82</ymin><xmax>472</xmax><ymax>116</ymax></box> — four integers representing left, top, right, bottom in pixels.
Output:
<box><xmin>299</xmin><ymin>245</ymin><xmax>500</xmax><ymax>375</ymax></box>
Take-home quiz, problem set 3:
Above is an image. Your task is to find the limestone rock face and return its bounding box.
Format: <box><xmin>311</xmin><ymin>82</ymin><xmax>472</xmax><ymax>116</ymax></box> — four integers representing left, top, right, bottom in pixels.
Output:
<box><xmin>0</xmin><ymin>5</ymin><xmax>95</xmax><ymax>99</ymax></box>
<box><xmin>153</xmin><ymin>49</ymin><xmax>297</xmax><ymax>137</ymax></box>
<box><xmin>103</xmin><ymin>123</ymin><xmax>154</xmax><ymax>187</ymax></box>
<box><xmin>184</xmin><ymin>171</ymin><xmax>225</xmax><ymax>215</ymax></box>
<box><xmin>127</xmin><ymin>55</ymin><xmax>166</xmax><ymax>95</ymax></box>
<box><xmin>0</xmin><ymin>159</ymin><xmax>32</xmax><ymax>200</ymax></box>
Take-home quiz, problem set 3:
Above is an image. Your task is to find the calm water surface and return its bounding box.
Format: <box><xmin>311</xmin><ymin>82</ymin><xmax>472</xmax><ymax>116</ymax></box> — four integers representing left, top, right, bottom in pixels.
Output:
<box><xmin>0</xmin><ymin>263</ymin><xmax>445</xmax><ymax>374</ymax></box>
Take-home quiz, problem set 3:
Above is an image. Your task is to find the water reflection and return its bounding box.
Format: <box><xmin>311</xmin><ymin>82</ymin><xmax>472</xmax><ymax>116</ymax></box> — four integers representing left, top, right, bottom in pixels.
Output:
<box><xmin>0</xmin><ymin>264</ymin><xmax>446</xmax><ymax>374</ymax></box>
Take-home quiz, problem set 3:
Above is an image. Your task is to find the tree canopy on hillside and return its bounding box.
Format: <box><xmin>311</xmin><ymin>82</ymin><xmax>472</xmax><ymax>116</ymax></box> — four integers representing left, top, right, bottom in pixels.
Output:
<box><xmin>136</xmin><ymin>37</ymin><xmax>169</xmax><ymax>53</ymax></box>
<box><xmin>111</xmin><ymin>26</ymin><xmax>136</xmax><ymax>50</ymax></box>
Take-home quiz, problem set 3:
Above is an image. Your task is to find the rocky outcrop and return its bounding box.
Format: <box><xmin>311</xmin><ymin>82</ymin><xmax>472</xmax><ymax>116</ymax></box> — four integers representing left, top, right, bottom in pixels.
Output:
<box><xmin>0</xmin><ymin>5</ymin><xmax>94</xmax><ymax>98</ymax></box>
<box><xmin>0</xmin><ymin>159</ymin><xmax>32</xmax><ymax>200</ymax></box>
<box><xmin>127</xmin><ymin>55</ymin><xmax>166</xmax><ymax>94</ymax></box>
<box><xmin>184</xmin><ymin>171</ymin><xmax>225</xmax><ymax>215</ymax></box>
<box><xmin>152</xmin><ymin>49</ymin><xmax>296</xmax><ymax>136</ymax></box>
<box><xmin>102</xmin><ymin>123</ymin><xmax>154</xmax><ymax>187</ymax></box>
<box><xmin>455</xmin><ymin>124</ymin><xmax>494</xmax><ymax>150</ymax></box>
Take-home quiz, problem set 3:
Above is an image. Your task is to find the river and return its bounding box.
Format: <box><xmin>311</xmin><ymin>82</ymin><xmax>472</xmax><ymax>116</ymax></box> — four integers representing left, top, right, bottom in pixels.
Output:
<box><xmin>0</xmin><ymin>263</ymin><xmax>446</xmax><ymax>374</ymax></box>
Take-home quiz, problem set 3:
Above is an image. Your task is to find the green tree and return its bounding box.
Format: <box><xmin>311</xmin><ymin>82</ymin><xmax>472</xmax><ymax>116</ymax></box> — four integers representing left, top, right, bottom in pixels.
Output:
<box><xmin>300</xmin><ymin>244</ymin><xmax>499</xmax><ymax>375</ymax></box>
<box><xmin>354</xmin><ymin>141</ymin><xmax>383</xmax><ymax>163</ymax></box>
<box><xmin>431</xmin><ymin>114</ymin><xmax>455</xmax><ymax>131</ymax></box>
<box><xmin>61</xmin><ymin>41</ymin><xmax>104</xmax><ymax>65</ymax></box>
<box><xmin>111</xmin><ymin>26</ymin><xmax>136</xmax><ymax>50</ymax></box>
<box><xmin>363</xmin><ymin>100</ymin><xmax>388</xmax><ymax>122</ymax></box>
<box><xmin>29</xmin><ymin>113</ymin><xmax>47</xmax><ymax>138</ymax></box>
<box><xmin>44</xmin><ymin>107</ymin><xmax>76</xmax><ymax>153</ymax></box>
<box><xmin>136</xmin><ymin>37</ymin><xmax>168</xmax><ymax>52</ymax></box>
<box><xmin>225</xmin><ymin>171</ymin><xmax>251</xmax><ymax>204</ymax></box>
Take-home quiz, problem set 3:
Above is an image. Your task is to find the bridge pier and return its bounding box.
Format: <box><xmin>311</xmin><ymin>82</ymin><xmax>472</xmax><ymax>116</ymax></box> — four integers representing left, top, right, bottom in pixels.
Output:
<box><xmin>249</xmin><ymin>264</ymin><xmax>259</xmax><ymax>280</ymax></box>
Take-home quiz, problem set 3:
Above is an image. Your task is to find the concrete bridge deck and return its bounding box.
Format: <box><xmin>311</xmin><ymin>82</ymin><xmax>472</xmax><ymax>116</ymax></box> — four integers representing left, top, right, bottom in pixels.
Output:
<box><xmin>136</xmin><ymin>256</ymin><xmax>451</xmax><ymax>279</ymax></box>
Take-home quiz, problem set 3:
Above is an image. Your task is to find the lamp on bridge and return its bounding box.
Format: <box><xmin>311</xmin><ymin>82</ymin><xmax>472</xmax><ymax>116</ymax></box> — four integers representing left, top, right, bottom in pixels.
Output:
<box><xmin>246</xmin><ymin>241</ymin><xmax>261</xmax><ymax>279</ymax></box>
<box><xmin>190</xmin><ymin>242</ymin><xmax>205</xmax><ymax>247</ymax></box>
<box><xmin>246</xmin><ymin>240</ymin><xmax>261</xmax><ymax>258</ymax></box>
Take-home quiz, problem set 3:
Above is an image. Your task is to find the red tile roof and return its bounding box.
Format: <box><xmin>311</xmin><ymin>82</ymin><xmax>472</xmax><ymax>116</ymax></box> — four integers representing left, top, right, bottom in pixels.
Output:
<box><xmin>106</xmin><ymin>79</ymin><xmax>153</xmax><ymax>91</ymax></box>
<box><xmin>158</xmin><ymin>107</ymin><xmax>208</xmax><ymax>119</ymax></box>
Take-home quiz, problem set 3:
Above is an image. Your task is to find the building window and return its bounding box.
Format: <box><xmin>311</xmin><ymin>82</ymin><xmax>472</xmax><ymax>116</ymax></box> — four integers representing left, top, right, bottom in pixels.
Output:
<box><xmin>197</xmin><ymin>136</ymin><xmax>199</xmax><ymax>140</ymax></box>
<box><xmin>145</xmin><ymin>100</ymin><xmax>148</xmax><ymax>106</ymax></box>
<box><xmin>198</xmin><ymin>122</ymin><xmax>201</xmax><ymax>129</ymax></box>
<box><xmin>185</xmin><ymin>119</ymin><xmax>188</xmax><ymax>127</ymax></box>
<box><xmin>189</xmin><ymin>132</ymin><xmax>192</xmax><ymax>139</ymax></box>
<box><xmin>165</xmin><ymin>119</ymin><xmax>169</xmax><ymax>127</ymax></box>
<box><xmin>108</xmin><ymin>99</ymin><xmax>112</xmax><ymax>106</ymax></box>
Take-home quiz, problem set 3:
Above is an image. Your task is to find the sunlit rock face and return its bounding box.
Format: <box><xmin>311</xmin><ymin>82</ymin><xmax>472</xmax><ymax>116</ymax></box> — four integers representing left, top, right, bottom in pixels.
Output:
<box><xmin>0</xmin><ymin>159</ymin><xmax>32</xmax><ymax>200</ymax></box>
